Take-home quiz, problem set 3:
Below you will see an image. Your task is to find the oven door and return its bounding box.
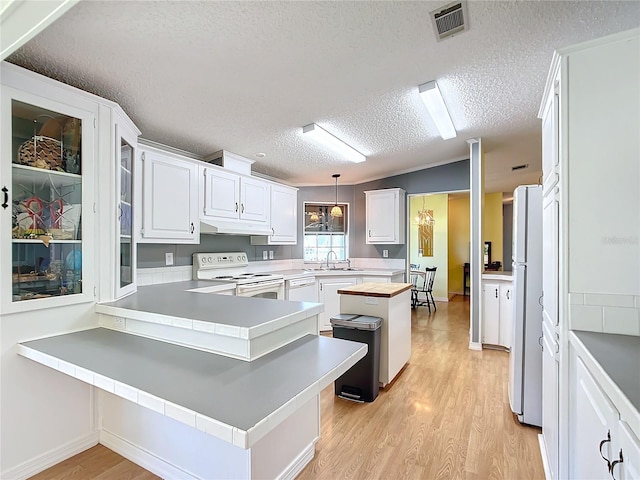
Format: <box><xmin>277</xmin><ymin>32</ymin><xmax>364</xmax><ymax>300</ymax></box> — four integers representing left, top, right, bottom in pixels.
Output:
<box><xmin>236</xmin><ymin>279</ymin><xmax>285</xmax><ymax>300</ymax></box>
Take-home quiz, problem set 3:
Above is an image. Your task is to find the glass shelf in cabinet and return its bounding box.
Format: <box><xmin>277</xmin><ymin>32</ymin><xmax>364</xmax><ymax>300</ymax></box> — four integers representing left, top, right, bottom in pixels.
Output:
<box><xmin>12</xmin><ymin>164</ymin><xmax>81</xmax><ymax>188</ymax></box>
<box><xmin>12</xmin><ymin>239</ymin><xmax>81</xmax><ymax>244</ymax></box>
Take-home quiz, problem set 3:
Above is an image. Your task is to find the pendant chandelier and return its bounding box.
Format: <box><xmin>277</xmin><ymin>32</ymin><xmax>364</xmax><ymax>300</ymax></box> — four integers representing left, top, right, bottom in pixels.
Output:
<box><xmin>330</xmin><ymin>174</ymin><xmax>343</xmax><ymax>218</ymax></box>
<box><xmin>414</xmin><ymin>197</ymin><xmax>434</xmax><ymax>226</ymax></box>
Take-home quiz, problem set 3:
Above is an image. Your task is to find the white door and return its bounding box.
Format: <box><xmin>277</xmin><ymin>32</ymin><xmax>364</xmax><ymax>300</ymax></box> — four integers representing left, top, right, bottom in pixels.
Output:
<box><xmin>239</xmin><ymin>176</ymin><xmax>269</xmax><ymax>223</ymax></box>
<box><xmin>482</xmin><ymin>283</ymin><xmax>500</xmax><ymax>344</ymax></box>
<box><xmin>542</xmin><ymin>193</ymin><xmax>559</xmax><ymax>327</ymax></box>
<box><xmin>142</xmin><ymin>150</ymin><xmax>198</xmax><ymax>242</ymax></box>
<box><xmin>269</xmin><ymin>184</ymin><xmax>297</xmax><ymax>243</ymax></box>
<box><xmin>318</xmin><ymin>278</ymin><xmax>356</xmax><ymax>331</ymax></box>
<box><xmin>366</xmin><ymin>190</ymin><xmax>397</xmax><ymax>243</ymax></box>
<box><xmin>203</xmin><ymin>168</ymin><xmax>240</xmax><ymax>220</ymax></box>
<box><xmin>616</xmin><ymin>421</ymin><xmax>640</xmax><ymax>480</ymax></box>
<box><xmin>571</xmin><ymin>357</ymin><xmax>619</xmax><ymax>480</ymax></box>
<box><xmin>509</xmin><ymin>264</ymin><xmax>526</xmax><ymax>415</ymax></box>
<box><xmin>541</xmin><ymin>320</ymin><xmax>559</xmax><ymax>480</ymax></box>
<box><xmin>499</xmin><ymin>283</ymin><xmax>513</xmax><ymax>349</ymax></box>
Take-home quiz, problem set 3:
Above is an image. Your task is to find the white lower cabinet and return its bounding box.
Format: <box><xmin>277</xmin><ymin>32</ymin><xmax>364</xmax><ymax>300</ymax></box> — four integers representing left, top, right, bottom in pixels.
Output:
<box><xmin>317</xmin><ymin>277</ymin><xmax>357</xmax><ymax>331</ymax></box>
<box><xmin>482</xmin><ymin>280</ymin><xmax>512</xmax><ymax>348</ymax></box>
<box><xmin>359</xmin><ymin>274</ymin><xmax>404</xmax><ymax>284</ymax></box>
<box><xmin>571</xmin><ymin>351</ymin><xmax>640</xmax><ymax>480</ymax></box>
<box><xmin>541</xmin><ymin>320</ymin><xmax>559</xmax><ymax>479</ymax></box>
<box><xmin>498</xmin><ymin>283</ymin><xmax>513</xmax><ymax>349</ymax></box>
<box><xmin>572</xmin><ymin>356</ymin><xmax>617</xmax><ymax>479</ymax></box>
<box><xmin>617</xmin><ymin>421</ymin><xmax>640</xmax><ymax>480</ymax></box>
<box><xmin>482</xmin><ymin>283</ymin><xmax>501</xmax><ymax>345</ymax></box>
<box><xmin>138</xmin><ymin>145</ymin><xmax>199</xmax><ymax>243</ymax></box>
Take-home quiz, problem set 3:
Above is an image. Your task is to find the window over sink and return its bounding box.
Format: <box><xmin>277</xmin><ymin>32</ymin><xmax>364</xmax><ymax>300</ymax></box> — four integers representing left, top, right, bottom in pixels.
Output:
<box><xmin>303</xmin><ymin>202</ymin><xmax>348</xmax><ymax>261</ymax></box>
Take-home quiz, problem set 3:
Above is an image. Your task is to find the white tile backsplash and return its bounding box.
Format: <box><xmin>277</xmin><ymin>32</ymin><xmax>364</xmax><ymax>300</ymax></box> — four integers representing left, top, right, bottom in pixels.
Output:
<box><xmin>137</xmin><ymin>265</ymin><xmax>192</xmax><ymax>285</ymax></box>
<box><xmin>584</xmin><ymin>294</ymin><xmax>635</xmax><ymax>308</ymax></box>
<box><xmin>603</xmin><ymin>307</ymin><xmax>640</xmax><ymax>335</ymax></box>
<box><xmin>570</xmin><ymin>291</ymin><xmax>640</xmax><ymax>336</ymax></box>
<box><xmin>570</xmin><ymin>305</ymin><xmax>603</xmax><ymax>332</ymax></box>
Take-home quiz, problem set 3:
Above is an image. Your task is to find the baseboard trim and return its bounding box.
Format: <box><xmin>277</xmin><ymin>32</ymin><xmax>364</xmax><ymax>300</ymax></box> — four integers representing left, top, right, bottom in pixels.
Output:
<box><xmin>278</xmin><ymin>440</ymin><xmax>316</xmax><ymax>480</ymax></box>
<box><xmin>100</xmin><ymin>429</ymin><xmax>198</xmax><ymax>480</ymax></box>
<box><xmin>538</xmin><ymin>434</ymin><xmax>552</xmax><ymax>480</ymax></box>
<box><xmin>1</xmin><ymin>431</ymin><xmax>99</xmax><ymax>480</ymax></box>
<box><xmin>468</xmin><ymin>341</ymin><xmax>483</xmax><ymax>351</ymax></box>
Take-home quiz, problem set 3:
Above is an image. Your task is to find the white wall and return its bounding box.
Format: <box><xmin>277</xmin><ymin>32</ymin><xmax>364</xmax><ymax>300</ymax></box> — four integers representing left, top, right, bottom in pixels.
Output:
<box><xmin>1</xmin><ymin>304</ymin><xmax>98</xmax><ymax>479</ymax></box>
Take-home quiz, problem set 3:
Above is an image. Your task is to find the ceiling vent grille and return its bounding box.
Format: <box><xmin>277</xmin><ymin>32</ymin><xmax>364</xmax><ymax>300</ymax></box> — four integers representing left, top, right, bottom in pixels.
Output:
<box><xmin>430</xmin><ymin>2</ymin><xmax>469</xmax><ymax>41</ymax></box>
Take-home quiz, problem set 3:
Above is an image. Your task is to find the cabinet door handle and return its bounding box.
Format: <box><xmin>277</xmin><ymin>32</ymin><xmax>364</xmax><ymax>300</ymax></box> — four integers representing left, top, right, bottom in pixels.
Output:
<box><xmin>368</xmin><ymin>230</ymin><xmax>371</xmax><ymax>237</ymax></box>
<box><xmin>241</xmin><ymin>203</ymin><xmax>245</xmax><ymax>213</ymax></box>
<box><xmin>117</xmin><ymin>204</ymin><xmax>122</xmax><ymax>220</ymax></box>
<box><xmin>506</xmin><ymin>289</ymin><xmax>510</xmax><ymax>300</ymax></box>
<box><xmin>610</xmin><ymin>449</ymin><xmax>623</xmax><ymax>479</ymax></box>
<box><xmin>2</xmin><ymin>186</ymin><xmax>8</xmax><ymax>209</ymax></box>
<box><xmin>495</xmin><ymin>288</ymin><xmax>498</xmax><ymax>298</ymax></box>
<box><xmin>271</xmin><ymin>227</ymin><xmax>275</xmax><ymax>235</ymax></box>
<box><xmin>235</xmin><ymin>202</ymin><xmax>239</xmax><ymax>212</ymax></box>
<box><xmin>190</xmin><ymin>222</ymin><xmax>195</xmax><ymax>234</ymax></box>
<box><xmin>599</xmin><ymin>430</ymin><xmax>612</xmax><ymax>471</ymax></box>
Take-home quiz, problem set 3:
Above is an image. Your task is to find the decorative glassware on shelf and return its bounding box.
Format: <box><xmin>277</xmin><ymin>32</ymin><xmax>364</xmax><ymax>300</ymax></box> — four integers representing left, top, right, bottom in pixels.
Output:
<box><xmin>10</xmin><ymin>99</ymin><xmax>83</xmax><ymax>302</ymax></box>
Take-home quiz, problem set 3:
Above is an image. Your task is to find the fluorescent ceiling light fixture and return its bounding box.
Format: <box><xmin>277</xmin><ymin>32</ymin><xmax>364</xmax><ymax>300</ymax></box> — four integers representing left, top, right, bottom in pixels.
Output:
<box><xmin>418</xmin><ymin>80</ymin><xmax>457</xmax><ymax>140</ymax></box>
<box><xmin>302</xmin><ymin>123</ymin><xmax>366</xmax><ymax>163</ymax></box>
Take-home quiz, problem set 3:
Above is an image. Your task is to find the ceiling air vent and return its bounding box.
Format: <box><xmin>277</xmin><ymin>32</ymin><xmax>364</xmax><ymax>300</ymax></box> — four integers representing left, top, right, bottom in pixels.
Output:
<box><xmin>430</xmin><ymin>1</ymin><xmax>469</xmax><ymax>41</ymax></box>
<box><xmin>511</xmin><ymin>164</ymin><xmax>529</xmax><ymax>171</ymax></box>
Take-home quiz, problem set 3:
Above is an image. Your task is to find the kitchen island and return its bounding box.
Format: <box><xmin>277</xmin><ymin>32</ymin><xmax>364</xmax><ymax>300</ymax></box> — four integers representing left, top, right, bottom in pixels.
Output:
<box><xmin>19</xmin><ymin>283</ymin><xmax>366</xmax><ymax>480</ymax></box>
<box><xmin>338</xmin><ymin>282</ymin><xmax>413</xmax><ymax>387</ymax></box>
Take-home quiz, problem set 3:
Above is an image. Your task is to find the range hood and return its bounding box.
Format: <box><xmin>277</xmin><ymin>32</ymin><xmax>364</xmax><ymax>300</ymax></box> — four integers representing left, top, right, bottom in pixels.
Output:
<box><xmin>200</xmin><ymin>219</ymin><xmax>272</xmax><ymax>236</ymax></box>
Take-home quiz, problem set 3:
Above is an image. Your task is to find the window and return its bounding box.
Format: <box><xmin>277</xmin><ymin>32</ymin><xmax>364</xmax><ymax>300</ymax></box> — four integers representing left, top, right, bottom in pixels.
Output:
<box><xmin>303</xmin><ymin>203</ymin><xmax>348</xmax><ymax>261</ymax></box>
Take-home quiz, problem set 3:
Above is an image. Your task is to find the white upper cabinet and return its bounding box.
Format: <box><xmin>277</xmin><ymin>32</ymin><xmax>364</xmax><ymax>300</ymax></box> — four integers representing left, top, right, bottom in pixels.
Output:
<box><xmin>565</xmin><ymin>33</ymin><xmax>639</xmax><ymax>296</ymax></box>
<box><xmin>203</xmin><ymin>167</ymin><xmax>240</xmax><ymax>219</ymax></box>
<box><xmin>240</xmin><ymin>176</ymin><xmax>269</xmax><ymax>223</ymax></box>
<box><xmin>113</xmin><ymin>111</ymin><xmax>139</xmax><ymax>298</ymax></box>
<box><xmin>138</xmin><ymin>146</ymin><xmax>199</xmax><ymax>243</ymax></box>
<box><xmin>365</xmin><ymin>188</ymin><xmax>405</xmax><ymax>244</ymax></box>
<box><xmin>1</xmin><ymin>69</ymin><xmax>97</xmax><ymax>313</ymax></box>
<box><xmin>252</xmin><ymin>183</ymin><xmax>298</xmax><ymax>245</ymax></box>
<box><xmin>202</xmin><ymin>167</ymin><xmax>269</xmax><ymax>224</ymax></box>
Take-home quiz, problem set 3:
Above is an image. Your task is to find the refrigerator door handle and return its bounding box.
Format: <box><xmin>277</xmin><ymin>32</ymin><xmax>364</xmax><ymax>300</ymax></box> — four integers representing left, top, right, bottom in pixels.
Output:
<box><xmin>538</xmin><ymin>294</ymin><xmax>544</xmax><ymax>307</ymax></box>
<box><xmin>538</xmin><ymin>335</ymin><xmax>544</xmax><ymax>351</ymax></box>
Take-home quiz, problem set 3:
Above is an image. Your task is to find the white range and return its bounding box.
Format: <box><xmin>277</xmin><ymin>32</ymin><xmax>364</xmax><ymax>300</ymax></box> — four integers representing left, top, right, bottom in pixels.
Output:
<box><xmin>193</xmin><ymin>252</ymin><xmax>285</xmax><ymax>299</ymax></box>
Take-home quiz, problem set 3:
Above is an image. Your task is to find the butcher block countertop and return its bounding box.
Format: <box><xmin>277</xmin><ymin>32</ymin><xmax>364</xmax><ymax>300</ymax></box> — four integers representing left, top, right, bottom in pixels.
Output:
<box><xmin>337</xmin><ymin>282</ymin><xmax>413</xmax><ymax>298</ymax></box>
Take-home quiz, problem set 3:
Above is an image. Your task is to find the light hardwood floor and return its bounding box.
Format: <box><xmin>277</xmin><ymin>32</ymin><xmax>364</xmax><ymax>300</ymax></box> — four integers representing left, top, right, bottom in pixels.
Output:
<box><xmin>30</xmin><ymin>296</ymin><xmax>543</xmax><ymax>479</ymax></box>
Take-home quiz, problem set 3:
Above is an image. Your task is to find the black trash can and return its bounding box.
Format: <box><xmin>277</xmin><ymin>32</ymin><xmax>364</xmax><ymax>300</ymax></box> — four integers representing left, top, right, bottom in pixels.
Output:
<box><xmin>330</xmin><ymin>314</ymin><xmax>382</xmax><ymax>403</ymax></box>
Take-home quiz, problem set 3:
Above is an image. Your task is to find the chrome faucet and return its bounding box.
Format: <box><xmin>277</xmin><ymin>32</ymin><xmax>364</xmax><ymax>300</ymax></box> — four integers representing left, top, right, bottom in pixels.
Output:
<box><xmin>326</xmin><ymin>250</ymin><xmax>338</xmax><ymax>269</ymax></box>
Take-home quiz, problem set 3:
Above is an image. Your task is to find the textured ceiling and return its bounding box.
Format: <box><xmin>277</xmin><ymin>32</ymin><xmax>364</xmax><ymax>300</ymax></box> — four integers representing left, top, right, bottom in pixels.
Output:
<box><xmin>7</xmin><ymin>1</ymin><xmax>640</xmax><ymax>191</ymax></box>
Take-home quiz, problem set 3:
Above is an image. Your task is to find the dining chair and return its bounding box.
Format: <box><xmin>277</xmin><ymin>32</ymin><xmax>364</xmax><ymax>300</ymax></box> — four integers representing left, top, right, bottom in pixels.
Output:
<box><xmin>420</xmin><ymin>266</ymin><xmax>437</xmax><ymax>313</ymax></box>
<box><xmin>409</xmin><ymin>263</ymin><xmax>420</xmax><ymax>309</ymax></box>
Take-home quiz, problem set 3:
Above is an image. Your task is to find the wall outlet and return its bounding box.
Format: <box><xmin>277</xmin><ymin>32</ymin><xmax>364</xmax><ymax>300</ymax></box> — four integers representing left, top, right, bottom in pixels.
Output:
<box><xmin>113</xmin><ymin>317</ymin><xmax>126</xmax><ymax>329</ymax></box>
<box><xmin>269</xmin><ymin>250</ymin><xmax>274</xmax><ymax>260</ymax></box>
<box><xmin>365</xmin><ymin>296</ymin><xmax>379</xmax><ymax>305</ymax></box>
<box><xmin>383</xmin><ymin>249</ymin><xmax>389</xmax><ymax>258</ymax></box>
<box><xmin>263</xmin><ymin>251</ymin><xmax>268</xmax><ymax>260</ymax></box>
<box><xmin>165</xmin><ymin>252</ymin><xmax>174</xmax><ymax>266</ymax></box>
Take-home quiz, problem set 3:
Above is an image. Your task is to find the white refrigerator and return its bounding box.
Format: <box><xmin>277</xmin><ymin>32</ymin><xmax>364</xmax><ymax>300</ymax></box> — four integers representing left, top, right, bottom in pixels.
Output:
<box><xmin>508</xmin><ymin>185</ymin><xmax>542</xmax><ymax>427</ymax></box>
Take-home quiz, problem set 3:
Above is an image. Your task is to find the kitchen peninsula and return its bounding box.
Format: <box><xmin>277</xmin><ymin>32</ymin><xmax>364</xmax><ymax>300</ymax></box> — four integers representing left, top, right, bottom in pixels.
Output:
<box><xmin>19</xmin><ymin>284</ymin><xmax>367</xmax><ymax>479</ymax></box>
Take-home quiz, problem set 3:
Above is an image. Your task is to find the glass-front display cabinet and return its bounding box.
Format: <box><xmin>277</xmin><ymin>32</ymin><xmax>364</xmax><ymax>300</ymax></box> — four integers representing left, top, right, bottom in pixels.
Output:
<box><xmin>1</xmin><ymin>89</ymin><xmax>95</xmax><ymax>312</ymax></box>
<box><xmin>115</xmin><ymin>115</ymin><xmax>138</xmax><ymax>299</ymax></box>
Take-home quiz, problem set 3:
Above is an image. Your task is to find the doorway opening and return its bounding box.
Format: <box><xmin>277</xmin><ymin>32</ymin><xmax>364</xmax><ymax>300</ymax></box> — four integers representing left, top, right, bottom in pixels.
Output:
<box><xmin>407</xmin><ymin>190</ymin><xmax>471</xmax><ymax>306</ymax></box>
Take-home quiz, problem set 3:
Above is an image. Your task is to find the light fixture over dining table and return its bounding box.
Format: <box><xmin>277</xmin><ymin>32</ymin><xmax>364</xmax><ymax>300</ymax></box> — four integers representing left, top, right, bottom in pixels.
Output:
<box><xmin>331</xmin><ymin>174</ymin><xmax>343</xmax><ymax>218</ymax></box>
